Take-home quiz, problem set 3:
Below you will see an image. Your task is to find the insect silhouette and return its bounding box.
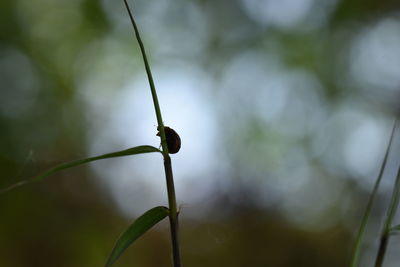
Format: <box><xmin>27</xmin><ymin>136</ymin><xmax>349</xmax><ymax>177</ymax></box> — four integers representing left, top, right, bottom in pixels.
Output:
<box><xmin>157</xmin><ymin>126</ymin><xmax>181</xmax><ymax>154</ymax></box>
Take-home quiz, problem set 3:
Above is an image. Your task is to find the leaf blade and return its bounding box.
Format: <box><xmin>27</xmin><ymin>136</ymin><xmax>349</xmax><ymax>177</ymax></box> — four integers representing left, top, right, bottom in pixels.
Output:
<box><xmin>105</xmin><ymin>206</ymin><xmax>169</xmax><ymax>267</ymax></box>
<box><xmin>349</xmin><ymin>119</ymin><xmax>398</xmax><ymax>267</ymax></box>
<box><xmin>390</xmin><ymin>224</ymin><xmax>400</xmax><ymax>235</ymax></box>
<box><xmin>0</xmin><ymin>145</ymin><xmax>161</xmax><ymax>193</ymax></box>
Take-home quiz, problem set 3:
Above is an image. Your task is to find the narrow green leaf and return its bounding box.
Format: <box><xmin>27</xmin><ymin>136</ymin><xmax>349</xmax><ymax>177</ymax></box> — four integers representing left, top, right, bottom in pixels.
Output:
<box><xmin>0</xmin><ymin>145</ymin><xmax>161</xmax><ymax>194</ymax></box>
<box><xmin>390</xmin><ymin>225</ymin><xmax>400</xmax><ymax>235</ymax></box>
<box><xmin>349</xmin><ymin>119</ymin><xmax>398</xmax><ymax>267</ymax></box>
<box><xmin>374</xmin><ymin>165</ymin><xmax>400</xmax><ymax>266</ymax></box>
<box><xmin>382</xmin><ymin>165</ymin><xmax>400</xmax><ymax>233</ymax></box>
<box><xmin>105</xmin><ymin>206</ymin><xmax>169</xmax><ymax>267</ymax></box>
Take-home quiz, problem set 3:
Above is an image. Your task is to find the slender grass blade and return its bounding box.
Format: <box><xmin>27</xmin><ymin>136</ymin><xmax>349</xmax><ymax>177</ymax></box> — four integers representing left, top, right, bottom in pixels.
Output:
<box><xmin>105</xmin><ymin>206</ymin><xmax>169</xmax><ymax>267</ymax></box>
<box><xmin>349</xmin><ymin>120</ymin><xmax>397</xmax><ymax>267</ymax></box>
<box><xmin>0</xmin><ymin>145</ymin><xmax>161</xmax><ymax>194</ymax></box>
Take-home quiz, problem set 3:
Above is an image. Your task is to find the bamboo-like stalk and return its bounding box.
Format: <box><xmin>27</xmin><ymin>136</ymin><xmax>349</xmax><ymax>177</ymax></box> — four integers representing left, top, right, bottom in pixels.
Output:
<box><xmin>122</xmin><ymin>1</ymin><xmax>182</xmax><ymax>266</ymax></box>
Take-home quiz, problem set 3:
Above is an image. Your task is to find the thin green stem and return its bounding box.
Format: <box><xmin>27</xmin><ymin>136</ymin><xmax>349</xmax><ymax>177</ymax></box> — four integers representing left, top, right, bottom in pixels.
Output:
<box><xmin>122</xmin><ymin>0</ymin><xmax>167</xmax><ymax>153</ymax></box>
<box><xmin>374</xmin><ymin>165</ymin><xmax>400</xmax><ymax>267</ymax></box>
<box><xmin>349</xmin><ymin>119</ymin><xmax>398</xmax><ymax>267</ymax></box>
<box><xmin>164</xmin><ymin>156</ymin><xmax>181</xmax><ymax>267</ymax></box>
<box><xmin>122</xmin><ymin>1</ymin><xmax>181</xmax><ymax>266</ymax></box>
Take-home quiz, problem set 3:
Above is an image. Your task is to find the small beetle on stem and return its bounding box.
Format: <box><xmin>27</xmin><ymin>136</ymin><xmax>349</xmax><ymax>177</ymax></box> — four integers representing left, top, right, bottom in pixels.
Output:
<box><xmin>157</xmin><ymin>126</ymin><xmax>181</xmax><ymax>154</ymax></box>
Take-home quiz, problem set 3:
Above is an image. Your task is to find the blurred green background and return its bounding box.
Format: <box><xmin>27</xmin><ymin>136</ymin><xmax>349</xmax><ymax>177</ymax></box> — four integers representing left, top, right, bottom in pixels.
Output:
<box><xmin>1</xmin><ymin>0</ymin><xmax>400</xmax><ymax>266</ymax></box>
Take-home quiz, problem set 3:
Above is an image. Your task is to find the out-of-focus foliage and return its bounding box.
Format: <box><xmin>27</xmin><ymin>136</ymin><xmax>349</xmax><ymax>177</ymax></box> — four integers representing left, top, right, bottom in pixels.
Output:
<box><xmin>1</xmin><ymin>0</ymin><xmax>399</xmax><ymax>266</ymax></box>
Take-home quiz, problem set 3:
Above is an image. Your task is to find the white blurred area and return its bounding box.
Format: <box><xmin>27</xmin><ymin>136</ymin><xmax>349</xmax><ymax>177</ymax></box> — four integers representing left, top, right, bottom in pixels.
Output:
<box><xmin>241</xmin><ymin>0</ymin><xmax>338</xmax><ymax>30</ymax></box>
<box><xmin>80</xmin><ymin>61</ymin><xmax>222</xmax><ymax>217</ymax></box>
<box><xmin>72</xmin><ymin>0</ymin><xmax>399</xmax><ymax>236</ymax></box>
<box><xmin>350</xmin><ymin>17</ymin><xmax>400</xmax><ymax>92</ymax></box>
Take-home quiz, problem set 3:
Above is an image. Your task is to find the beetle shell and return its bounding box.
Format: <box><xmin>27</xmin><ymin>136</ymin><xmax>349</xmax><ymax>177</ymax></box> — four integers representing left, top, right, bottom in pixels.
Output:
<box><xmin>156</xmin><ymin>126</ymin><xmax>181</xmax><ymax>154</ymax></box>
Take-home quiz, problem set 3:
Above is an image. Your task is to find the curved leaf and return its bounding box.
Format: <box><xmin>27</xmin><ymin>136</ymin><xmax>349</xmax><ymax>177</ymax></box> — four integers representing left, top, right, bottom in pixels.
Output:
<box><xmin>0</xmin><ymin>145</ymin><xmax>161</xmax><ymax>194</ymax></box>
<box><xmin>105</xmin><ymin>206</ymin><xmax>169</xmax><ymax>267</ymax></box>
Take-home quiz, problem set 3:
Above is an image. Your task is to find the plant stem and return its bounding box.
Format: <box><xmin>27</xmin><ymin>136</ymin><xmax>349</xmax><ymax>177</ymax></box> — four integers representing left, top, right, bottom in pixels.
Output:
<box><xmin>349</xmin><ymin>119</ymin><xmax>397</xmax><ymax>267</ymax></box>
<box><xmin>122</xmin><ymin>0</ymin><xmax>165</xmax><ymax>136</ymax></box>
<box><xmin>374</xmin><ymin>234</ymin><xmax>389</xmax><ymax>267</ymax></box>
<box><xmin>164</xmin><ymin>155</ymin><xmax>181</xmax><ymax>267</ymax></box>
<box><xmin>123</xmin><ymin>1</ymin><xmax>182</xmax><ymax>266</ymax></box>
<box><xmin>374</xmin><ymin>165</ymin><xmax>400</xmax><ymax>267</ymax></box>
